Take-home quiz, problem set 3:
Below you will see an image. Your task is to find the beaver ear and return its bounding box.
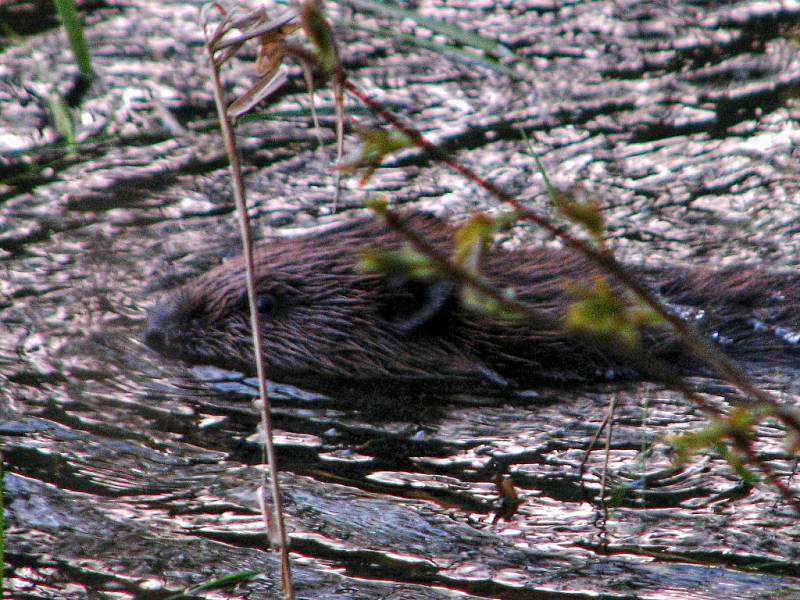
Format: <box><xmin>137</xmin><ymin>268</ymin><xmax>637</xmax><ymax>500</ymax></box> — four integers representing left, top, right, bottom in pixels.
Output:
<box><xmin>378</xmin><ymin>277</ymin><xmax>456</xmax><ymax>333</ymax></box>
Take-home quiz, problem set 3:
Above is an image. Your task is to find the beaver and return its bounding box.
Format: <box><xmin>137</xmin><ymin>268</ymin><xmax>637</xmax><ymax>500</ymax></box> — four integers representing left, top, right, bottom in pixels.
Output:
<box><xmin>145</xmin><ymin>212</ymin><xmax>800</xmax><ymax>393</ymax></box>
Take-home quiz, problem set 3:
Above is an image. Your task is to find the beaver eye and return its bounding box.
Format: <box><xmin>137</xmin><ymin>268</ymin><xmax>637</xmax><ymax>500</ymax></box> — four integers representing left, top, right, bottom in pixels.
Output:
<box><xmin>256</xmin><ymin>294</ymin><xmax>277</xmax><ymax>315</ymax></box>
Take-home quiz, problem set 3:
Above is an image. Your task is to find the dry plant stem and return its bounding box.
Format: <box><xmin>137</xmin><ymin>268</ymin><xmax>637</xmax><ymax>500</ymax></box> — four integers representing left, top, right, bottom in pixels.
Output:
<box><xmin>301</xmin><ymin>62</ymin><xmax>324</xmax><ymax>147</ymax></box>
<box><xmin>600</xmin><ymin>396</ymin><xmax>616</xmax><ymax>522</ymax></box>
<box><xmin>357</xmin><ymin>86</ymin><xmax>800</xmax><ymax>510</ymax></box>
<box><xmin>579</xmin><ymin>410</ymin><xmax>612</xmax><ymax>503</ymax></box>
<box><xmin>333</xmin><ymin>79</ymin><xmax>346</xmax><ymax>209</ymax></box>
<box><xmin>206</xmin><ymin>40</ymin><xmax>295</xmax><ymax>599</ymax></box>
<box><xmin>602</xmin><ymin>401</ymin><xmax>616</xmax><ymax>488</ymax></box>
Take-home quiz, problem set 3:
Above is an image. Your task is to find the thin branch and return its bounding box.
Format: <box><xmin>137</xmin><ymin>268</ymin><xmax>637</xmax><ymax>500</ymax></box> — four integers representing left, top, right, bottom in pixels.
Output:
<box><xmin>599</xmin><ymin>396</ymin><xmax>617</xmax><ymax>524</ymax></box>
<box><xmin>580</xmin><ymin>410</ymin><xmax>611</xmax><ymax>503</ymax></box>
<box><xmin>372</xmin><ymin>132</ymin><xmax>800</xmax><ymax>511</ymax></box>
<box><xmin>344</xmin><ymin>80</ymin><xmax>799</xmax><ymax>432</ymax></box>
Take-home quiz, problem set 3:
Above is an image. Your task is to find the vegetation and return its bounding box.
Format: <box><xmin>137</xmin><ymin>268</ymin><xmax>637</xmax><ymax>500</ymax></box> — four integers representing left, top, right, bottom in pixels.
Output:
<box><xmin>197</xmin><ymin>1</ymin><xmax>800</xmax><ymax>594</ymax></box>
<box><xmin>52</xmin><ymin>0</ymin><xmax>94</xmax><ymax>79</ymax></box>
<box><xmin>307</xmin><ymin>1</ymin><xmax>800</xmax><ymax>507</ymax></box>
<box><xmin>24</xmin><ymin>0</ymin><xmax>796</xmax><ymax>595</ymax></box>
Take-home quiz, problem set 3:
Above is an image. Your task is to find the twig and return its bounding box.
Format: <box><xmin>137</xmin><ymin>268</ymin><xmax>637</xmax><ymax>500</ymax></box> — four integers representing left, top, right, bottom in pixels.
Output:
<box><xmin>579</xmin><ymin>411</ymin><xmax>611</xmax><ymax>503</ymax></box>
<box><xmin>367</xmin><ymin>106</ymin><xmax>800</xmax><ymax>511</ymax></box>
<box><xmin>343</xmin><ymin>80</ymin><xmax>799</xmax><ymax>432</ymax></box>
<box><xmin>599</xmin><ymin>396</ymin><xmax>617</xmax><ymax>527</ymax></box>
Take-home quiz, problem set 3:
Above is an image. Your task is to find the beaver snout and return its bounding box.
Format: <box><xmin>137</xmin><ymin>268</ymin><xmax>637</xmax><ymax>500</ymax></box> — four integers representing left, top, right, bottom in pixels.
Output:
<box><xmin>144</xmin><ymin>295</ymin><xmax>195</xmax><ymax>353</ymax></box>
<box><xmin>144</xmin><ymin>302</ymin><xmax>173</xmax><ymax>350</ymax></box>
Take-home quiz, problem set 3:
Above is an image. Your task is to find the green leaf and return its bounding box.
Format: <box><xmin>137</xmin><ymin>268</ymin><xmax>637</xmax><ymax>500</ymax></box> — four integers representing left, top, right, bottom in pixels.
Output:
<box><xmin>359</xmin><ymin>247</ymin><xmax>439</xmax><ymax>279</ymax></box>
<box><xmin>534</xmin><ymin>157</ymin><xmax>606</xmax><ymax>241</ymax></box>
<box><xmin>668</xmin><ymin>407</ymin><xmax>764</xmax><ymax>479</ymax></box>
<box><xmin>714</xmin><ymin>442</ymin><xmax>759</xmax><ymax>484</ymax></box>
<box><xmin>164</xmin><ymin>570</ymin><xmax>262</xmax><ymax>600</ymax></box>
<box><xmin>565</xmin><ymin>277</ymin><xmax>666</xmax><ymax>347</ymax></box>
<box><xmin>553</xmin><ymin>192</ymin><xmax>605</xmax><ymax>240</ymax></box>
<box><xmin>336</xmin><ymin>128</ymin><xmax>413</xmax><ymax>183</ymax></box>
<box><xmin>566</xmin><ymin>278</ymin><xmax>639</xmax><ymax>348</ymax></box>
<box><xmin>453</xmin><ymin>213</ymin><xmax>496</xmax><ymax>271</ymax></box>
<box><xmin>365</xmin><ymin>195</ymin><xmax>388</xmax><ymax>214</ymax></box>
<box><xmin>668</xmin><ymin>423</ymin><xmax>730</xmax><ymax>464</ymax></box>
<box><xmin>460</xmin><ymin>286</ymin><xmax>525</xmax><ymax>320</ymax></box>
<box><xmin>609</xmin><ymin>483</ymin><xmax>627</xmax><ymax>508</ymax></box>
<box><xmin>48</xmin><ymin>91</ymin><xmax>77</xmax><ymax>152</ymax></box>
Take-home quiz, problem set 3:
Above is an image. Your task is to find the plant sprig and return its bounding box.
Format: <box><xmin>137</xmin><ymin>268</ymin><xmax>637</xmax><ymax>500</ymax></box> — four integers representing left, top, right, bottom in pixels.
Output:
<box><xmin>203</xmin><ymin>0</ymin><xmax>800</xmax><ymax>513</ymax></box>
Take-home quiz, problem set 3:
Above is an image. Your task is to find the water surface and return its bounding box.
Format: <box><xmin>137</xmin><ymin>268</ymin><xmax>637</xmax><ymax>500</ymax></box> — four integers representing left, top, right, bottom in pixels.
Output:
<box><xmin>3</xmin><ymin>0</ymin><xmax>800</xmax><ymax>598</ymax></box>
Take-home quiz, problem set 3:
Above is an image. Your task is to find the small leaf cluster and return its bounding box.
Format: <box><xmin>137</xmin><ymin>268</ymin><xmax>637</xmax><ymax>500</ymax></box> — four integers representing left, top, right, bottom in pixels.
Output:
<box><xmin>337</xmin><ymin>129</ymin><xmax>414</xmax><ymax>184</ymax></box>
<box><xmin>566</xmin><ymin>278</ymin><xmax>663</xmax><ymax>348</ymax></box>
<box><xmin>668</xmin><ymin>407</ymin><xmax>771</xmax><ymax>484</ymax></box>
<box><xmin>359</xmin><ymin>209</ymin><xmax>526</xmax><ymax>320</ymax></box>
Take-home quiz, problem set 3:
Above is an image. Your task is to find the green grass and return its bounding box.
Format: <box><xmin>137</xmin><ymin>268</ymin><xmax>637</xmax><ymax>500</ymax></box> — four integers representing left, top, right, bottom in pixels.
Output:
<box><xmin>163</xmin><ymin>570</ymin><xmax>262</xmax><ymax>599</ymax></box>
<box><xmin>344</xmin><ymin>0</ymin><xmax>512</xmax><ymax>59</ymax></box>
<box><xmin>52</xmin><ymin>0</ymin><xmax>94</xmax><ymax>78</ymax></box>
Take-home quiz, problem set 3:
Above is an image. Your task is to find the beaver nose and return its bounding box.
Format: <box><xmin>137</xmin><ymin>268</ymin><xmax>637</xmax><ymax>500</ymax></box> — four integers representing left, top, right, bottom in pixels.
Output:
<box><xmin>144</xmin><ymin>302</ymin><xmax>174</xmax><ymax>349</ymax></box>
<box><xmin>144</xmin><ymin>324</ymin><xmax>164</xmax><ymax>348</ymax></box>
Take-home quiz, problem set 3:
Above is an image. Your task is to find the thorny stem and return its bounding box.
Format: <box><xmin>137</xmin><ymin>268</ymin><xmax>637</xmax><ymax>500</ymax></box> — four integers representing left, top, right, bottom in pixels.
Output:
<box><xmin>347</xmin><ymin>80</ymin><xmax>800</xmax><ymax>511</ymax></box>
<box><xmin>197</xmin><ymin>3</ymin><xmax>798</xmax><ymax>511</ymax></box>
<box><xmin>205</xmin><ymin>24</ymin><xmax>295</xmax><ymax>599</ymax></box>
<box><xmin>342</xmin><ymin>79</ymin><xmax>796</xmax><ymax>419</ymax></box>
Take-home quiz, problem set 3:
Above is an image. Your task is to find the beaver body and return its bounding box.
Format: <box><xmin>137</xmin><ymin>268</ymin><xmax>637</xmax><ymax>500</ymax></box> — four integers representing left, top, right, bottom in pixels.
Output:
<box><xmin>145</xmin><ymin>213</ymin><xmax>800</xmax><ymax>392</ymax></box>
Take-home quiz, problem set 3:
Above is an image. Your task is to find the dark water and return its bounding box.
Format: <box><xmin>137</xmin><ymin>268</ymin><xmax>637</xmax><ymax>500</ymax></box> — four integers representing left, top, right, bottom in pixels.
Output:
<box><xmin>3</xmin><ymin>0</ymin><xmax>800</xmax><ymax>598</ymax></box>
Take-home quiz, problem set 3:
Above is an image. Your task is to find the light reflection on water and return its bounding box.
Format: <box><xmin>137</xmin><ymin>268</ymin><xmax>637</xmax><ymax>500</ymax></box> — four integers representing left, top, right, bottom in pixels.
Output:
<box><xmin>3</xmin><ymin>0</ymin><xmax>800</xmax><ymax>597</ymax></box>
<box><xmin>4</xmin><ymin>299</ymin><xmax>800</xmax><ymax>598</ymax></box>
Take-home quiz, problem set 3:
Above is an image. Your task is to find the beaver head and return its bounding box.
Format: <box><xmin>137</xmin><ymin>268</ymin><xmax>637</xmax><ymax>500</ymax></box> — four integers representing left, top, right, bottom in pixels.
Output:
<box><xmin>144</xmin><ymin>213</ymin><xmax>517</xmax><ymax>391</ymax></box>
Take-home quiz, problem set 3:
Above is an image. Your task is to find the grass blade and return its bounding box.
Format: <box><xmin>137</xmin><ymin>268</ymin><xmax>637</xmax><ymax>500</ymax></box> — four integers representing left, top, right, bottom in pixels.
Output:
<box><xmin>345</xmin><ymin>0</ymin><xmax>513</xmax><ymax>59</ymax></box>
<box><xmin>52</xmin><ymin>0</ymin><xmax>95</xmax><ymax>78</ymax></box>
<box><xmin>163</xmin><ymin>570</ymin><xmax>262</xmax><ymax>600</ymax></box>
<box><xmin>357</xmin><ymin>24</ymin><xmax>520</xmax><ymax>78</ymax></box>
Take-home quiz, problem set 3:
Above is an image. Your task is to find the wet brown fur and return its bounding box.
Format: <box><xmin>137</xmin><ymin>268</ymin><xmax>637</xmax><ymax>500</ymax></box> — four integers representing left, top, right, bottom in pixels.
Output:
<box><xmin>145</xmin><ymin>213</ymin><xmax>800</xmax><ymax>392</ymax></box>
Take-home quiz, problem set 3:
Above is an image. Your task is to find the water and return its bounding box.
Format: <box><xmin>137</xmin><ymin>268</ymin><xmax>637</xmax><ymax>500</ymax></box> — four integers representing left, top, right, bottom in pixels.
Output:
<box><xmin>3</xmin><ymin>0</ymin><xmax>800</xmax><ymax>598</ymax></box>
